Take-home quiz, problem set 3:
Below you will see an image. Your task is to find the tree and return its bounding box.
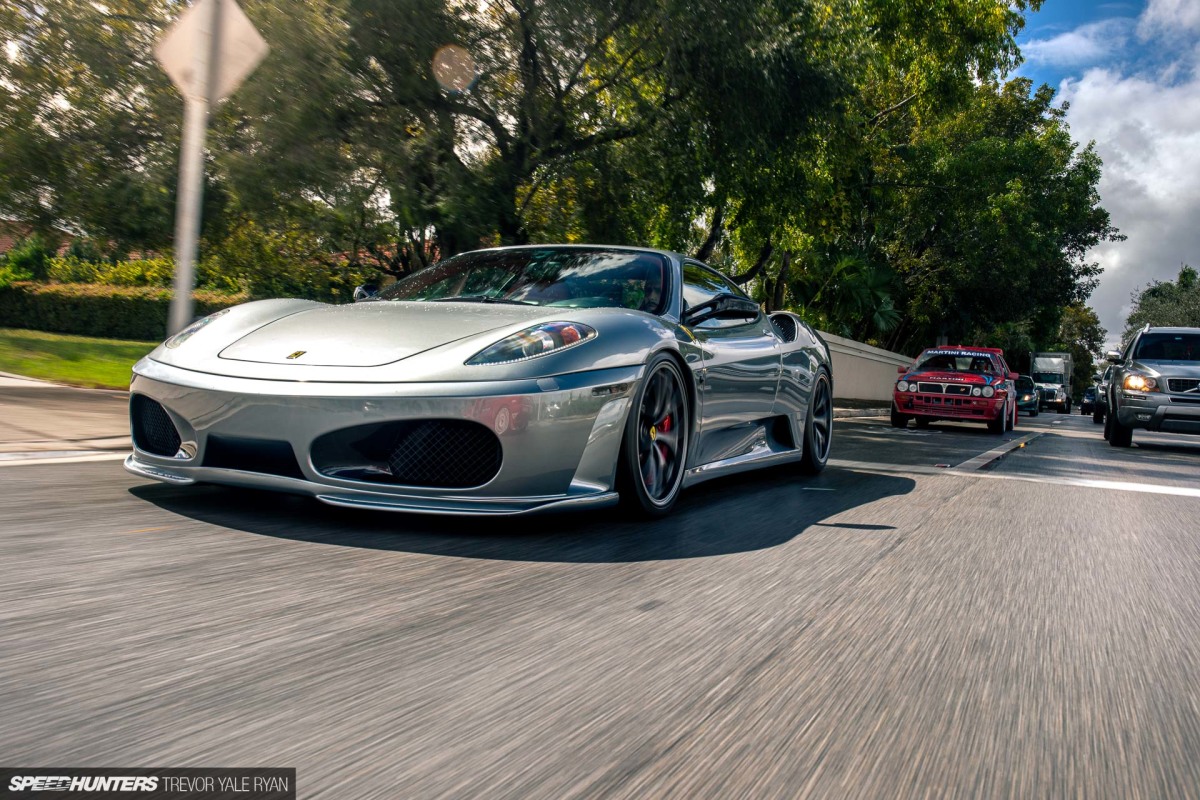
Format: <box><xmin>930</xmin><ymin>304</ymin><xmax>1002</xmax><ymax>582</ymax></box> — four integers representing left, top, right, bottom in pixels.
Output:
<box><xmin>0</xmin><ymin>0</ymin><xmax>184</xmax><ymax>255</ymax></box>
<box><xmin>1125</xmin><ymin>265</ymin><xmax>1200</xmax><ymax>338</ymax></box>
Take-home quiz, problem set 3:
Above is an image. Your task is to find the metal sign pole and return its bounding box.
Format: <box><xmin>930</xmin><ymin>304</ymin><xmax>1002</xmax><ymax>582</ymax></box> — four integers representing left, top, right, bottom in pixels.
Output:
<box><xmin>168</xmin><ymin>0</ymin><xmax>222</xmax><ymax>335</ymax></box>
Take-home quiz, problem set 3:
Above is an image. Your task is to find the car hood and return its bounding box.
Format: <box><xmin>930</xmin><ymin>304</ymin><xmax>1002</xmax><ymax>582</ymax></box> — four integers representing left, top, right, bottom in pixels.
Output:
<box><xmin>1133</xmin><ymin>360</ymin><xmax>1200</xmax><ymax>378</ymax></box>
<box><xmin>218</xmin><ymin>301</ymin><xmax>547</xmax><ymax>367</ymax></box>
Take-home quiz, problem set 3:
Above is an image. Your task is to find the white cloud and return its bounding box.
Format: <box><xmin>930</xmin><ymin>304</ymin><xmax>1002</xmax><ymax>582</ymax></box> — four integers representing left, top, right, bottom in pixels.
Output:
<box><xmin>1023</xmin><ymin>18</ymin><xmax>1135</xmax><ymax>67</ymax></box>
<box><xmin>1137</xmin><ymin>0</ymin><xmax>1200</xmax><ymax>40</ymax></box>
<box><xmin>1059</xmin><ymin>61</ymin><xmax>1200</xmax><ymax>344</ymax></box>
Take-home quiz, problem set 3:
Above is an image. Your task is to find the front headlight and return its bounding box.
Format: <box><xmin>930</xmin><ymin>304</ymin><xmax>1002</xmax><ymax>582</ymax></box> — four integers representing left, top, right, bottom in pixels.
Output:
<box><xmin>466</xmin><ymin>321</ymin><xmax>597</xmax><ymax>365</ymax></box>
<box><xmin>897</xmin><ymin>380</ymin><xmax>909</xmax><ymax>392</ymax></box>
<box><xmin>1021</xmin><ymin>394</ymin><xmax>1031</xmax><ymax>401</ymax></box>
<box><xmin>1124</xmin><ymin>373</ymin><xmax>1159</xmax><ymax>392</ymax></box>
<box><xmin>971</xmin><ymin>387</ymin><xmax>982</xmax><ymax>397</ymax></box>
<box><xmin>164</xmin><ymin>308</ymin><xmax>231</xmax><ymax>349</ymax></box>
<box><xmin>982</xmin><ymin>386</ymin><xmax>995</xmax><ymax>398</ymax></box>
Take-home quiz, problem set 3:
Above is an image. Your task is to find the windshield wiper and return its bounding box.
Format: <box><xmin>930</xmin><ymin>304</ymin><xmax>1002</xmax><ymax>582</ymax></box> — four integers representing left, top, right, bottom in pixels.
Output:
<box><xmin>429</xmin><ymin>295</ymin><xmax>536</xmax><ymax>306</ymax></box>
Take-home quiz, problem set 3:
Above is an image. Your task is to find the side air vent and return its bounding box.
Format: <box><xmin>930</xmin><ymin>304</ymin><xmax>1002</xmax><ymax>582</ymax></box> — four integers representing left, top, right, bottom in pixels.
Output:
<box><xmin>770</xmin><ymin>313</ymin><xmax>799</xmax><ymax>343</ymax></box>
<box><xmin>131</xmin><ymin>395</ymin><xmax>182</xmax><ymax>457</ymax></box>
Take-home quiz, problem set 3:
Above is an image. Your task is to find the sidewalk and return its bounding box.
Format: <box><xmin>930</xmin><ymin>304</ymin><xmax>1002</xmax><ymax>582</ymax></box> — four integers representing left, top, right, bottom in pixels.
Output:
<box><xmin>0</xmin><ymin>373</ymin><xmax>130</xmax><ymax>454</ymax></box>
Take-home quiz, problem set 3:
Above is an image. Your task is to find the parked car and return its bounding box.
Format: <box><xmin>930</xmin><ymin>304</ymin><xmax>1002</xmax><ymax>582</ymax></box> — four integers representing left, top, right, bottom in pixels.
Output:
<box><xmin>1104</xmin><ymin>326</ymin><xmax>1200</xmax><ymax>447</ymax></box>
<box><xmin>1014</xmin><ymin>375</ymin><xmax>1040</xmax><ymax>417</ymax></box>
<box><xmin>1080</xmin><ymin>386</ymin><xmax>1097</xmax><ymax>415</ymax></box>
<box><xmin>892</xmin><ymin>345</ymin><xmax>1019</xmax><ymax>434</ymax></box>
<box><xmin>1093</xmin><ymin>366</ymin><xmax>1112</xmax><ymax>424</ymax></box>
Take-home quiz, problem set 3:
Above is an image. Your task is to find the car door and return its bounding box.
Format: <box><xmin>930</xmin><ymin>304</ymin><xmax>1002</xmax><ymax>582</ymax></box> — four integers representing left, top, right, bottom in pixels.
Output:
<box><xmin>680</xmin><ymin>261</ymin><xmax>780</xmax><ymax>462</ymax></box>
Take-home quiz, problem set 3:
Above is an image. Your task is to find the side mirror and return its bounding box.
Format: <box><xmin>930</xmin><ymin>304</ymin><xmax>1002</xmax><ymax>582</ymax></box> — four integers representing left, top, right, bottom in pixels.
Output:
<box><xmin>353</xmin><ymin>284</ymin><xmax>379</xmax><ymax>302</ymax></box>
<box><xmin>1093</xmin><ymin>373</ymin><xmax>1102</xmax><ymax>383</ymax></box>
<box><xmin>1007</xmin><ymin>372</ymin><xmax>1018</xmax><ymax>381</ymax></box>
<box><xmin>897</xmin><ymin>366</ymin><xmax>908</xmax><ymax>375</ymax></box>
<box><xmin>683</xmin><ymin>293</ymin><xmax>759</xmax><ymax>327</ymax></box>
<box><xmin>1105</xmin><ymin>350</ymin><xmax>1122</xmax><ymax>364</ymax></box>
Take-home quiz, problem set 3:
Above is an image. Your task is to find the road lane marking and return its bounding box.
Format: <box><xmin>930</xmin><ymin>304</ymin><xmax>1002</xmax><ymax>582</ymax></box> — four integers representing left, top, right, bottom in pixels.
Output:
<box><xmin>830</xmin><ymin>459</ymin><xmax>1200</xmax><ymax>499</ymax></box>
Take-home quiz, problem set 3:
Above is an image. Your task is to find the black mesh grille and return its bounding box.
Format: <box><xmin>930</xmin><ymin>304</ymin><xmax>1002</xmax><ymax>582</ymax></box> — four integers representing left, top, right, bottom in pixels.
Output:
<box><xmin>917</xmin><ymin>382</ymin><xmax>945</xmax><ymax>394</ymax></box>
<box><xmin>945</xmin><ymin>384</ymin><xmax>972</xmax><ymax>396</ymax></box>
<box><xmin>131</xmin><ymin>395</ymin><xmax>181</xmax><ymax>457</ymax></box>
<box><xmin>1168</xmin><ymin>378</ymin><xmax>1200</xmax><ymax>394</ymax></box>
<box><xmin>385</xmin><ymin>420</ymin><xmax>502</xmax><ymax>488</ymax></box>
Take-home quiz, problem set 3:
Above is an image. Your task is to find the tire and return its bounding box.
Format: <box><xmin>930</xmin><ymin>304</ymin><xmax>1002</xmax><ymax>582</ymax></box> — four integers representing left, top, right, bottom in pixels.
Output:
<box><xmin>914</xmin><ymin>417</ymin><xmax>931</xmax><ymax>429</ymax></box>
<box><xmin>1030</xmin><ymin>406</ymin><xmax>1039</xmax><ymax>418</ymax></box>
<box><xmin>890</xmin><ymin>403</ymin><xmax>910</xmax><ymax>429</ymax></box>
<box><xmin>1092</xmin><ymin>406</ymin><xmax>1104</xmax><ymax>425</ymax></box>
<box><xmin>1011</xmin><ymin>402</ymin><xmax>1018</xmax><ymax>430</ymax></box>
<box><xmin>798</xmin><ymin>369</ymin><xmax>832</xmax><ymax>475</ymax></box>
<box><xmin>1065</xmin><ymin>399</ymin><xmax>1072</xmax><ymax>414</ymax></box>
<box><xmin>1108</xmin><ymin>404</ymin><xmax>1133</xmax><ymax>448</ymax></box>
<box><xmin>617</xmin><ymin>355</ymin><xmax>690</xmax><ymax>517</ymax></box>
<box><xmin>987</xmin><ymin>411</ymin><xmax>1006</xmax><ymax>434</ymax></box>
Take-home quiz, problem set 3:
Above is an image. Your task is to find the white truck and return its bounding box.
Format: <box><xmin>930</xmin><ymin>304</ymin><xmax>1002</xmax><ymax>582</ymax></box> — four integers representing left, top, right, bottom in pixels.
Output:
<box><xmin>1032</xmin><ymin>352</ymin><xmax>1074</xmax><ymax>413</ymax></box>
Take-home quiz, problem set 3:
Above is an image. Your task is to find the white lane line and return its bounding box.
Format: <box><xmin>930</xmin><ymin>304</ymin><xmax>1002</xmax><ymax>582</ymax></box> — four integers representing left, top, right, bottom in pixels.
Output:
<box><xmin>830</xmin><ymin>459</ymin><xmax>1200</xmax><ymax>500</ymax></box>
<box><xmin>0</xmin><ymin>452</ymin><xmax>128</xmax><ymax>467</ymax></box>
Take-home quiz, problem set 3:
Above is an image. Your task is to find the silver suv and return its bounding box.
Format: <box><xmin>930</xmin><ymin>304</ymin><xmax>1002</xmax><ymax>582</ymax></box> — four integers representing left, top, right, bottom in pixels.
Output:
<box><xmin>1104</xmin><ymin>326</ymin><xmax>1200</xmax><ymax>447</ymax></box>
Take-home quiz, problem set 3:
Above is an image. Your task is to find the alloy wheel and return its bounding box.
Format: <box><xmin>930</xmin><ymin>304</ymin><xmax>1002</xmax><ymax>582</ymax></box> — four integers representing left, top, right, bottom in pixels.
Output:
<box><xmin>637</xmin><ymin>365</ymin><xmax>686</xmax><ymax>503</ymax></box>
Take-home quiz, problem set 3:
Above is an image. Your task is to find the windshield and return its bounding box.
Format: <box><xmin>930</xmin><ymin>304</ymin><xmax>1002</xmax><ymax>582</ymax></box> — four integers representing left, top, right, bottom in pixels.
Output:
<box><xmin>376</xmin><ymin>247</ymin><xmax>668</xmax><ymax>313</ymax></box>
<box><xmin>914</xmin><ymin>351</ymin><xmax>997</xmax><ymax>373</ymax></box>
<box><xmin>1033</xmin><ymin>372</ymin><xmax>1064</xmax><ymax>384</ymax></box>
<box><xmin>1015</xmin><ymin>376</ymin><xmax>1035</xmax><ymax>391</ymax></box>
<box><xmin>1134</xmin><ymin>332</ymin><xmax>1200</xmax><ymax>362</ymax></box>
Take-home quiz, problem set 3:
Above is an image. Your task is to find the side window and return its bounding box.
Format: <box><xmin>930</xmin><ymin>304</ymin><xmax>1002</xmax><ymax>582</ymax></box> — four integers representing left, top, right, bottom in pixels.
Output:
<box><xmin>681</xmin><ymin>261</ymin><xmax>755</xmax><ymax>329</ymax></box>
<box><xmin>1122</xmin><ymin>336</ymin><xmax>1137</xmax><ymax>363</ymax></box>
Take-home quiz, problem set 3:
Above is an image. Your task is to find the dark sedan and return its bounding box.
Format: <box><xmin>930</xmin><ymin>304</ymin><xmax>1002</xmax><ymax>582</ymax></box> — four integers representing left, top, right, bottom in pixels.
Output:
<box><xmin>1014</xmin><ymin>375</ymin><xmax>1040</xmax><ymax>416</ymax></box>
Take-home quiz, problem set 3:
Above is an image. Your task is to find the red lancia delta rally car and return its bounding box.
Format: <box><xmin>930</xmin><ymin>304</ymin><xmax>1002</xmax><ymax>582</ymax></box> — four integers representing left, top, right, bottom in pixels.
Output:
<box><xmin>891</xmin><ymin>346</ymin><xmax>1019</xmax><ymax>433</ymax></box>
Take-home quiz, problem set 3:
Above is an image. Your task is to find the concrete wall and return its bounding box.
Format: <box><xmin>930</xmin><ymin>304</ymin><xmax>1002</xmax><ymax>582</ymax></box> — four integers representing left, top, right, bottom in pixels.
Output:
<box><xmin>819</xmin><ymin>331</ymin><xmax>912</xmax><ymax>403</ymax></box>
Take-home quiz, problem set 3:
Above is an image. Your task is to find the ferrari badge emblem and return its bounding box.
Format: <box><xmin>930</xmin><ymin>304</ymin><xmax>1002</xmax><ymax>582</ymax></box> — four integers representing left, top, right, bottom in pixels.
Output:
<box><xmin>286</xmin><ymin>350</ymin><xmax>306</xmax><ymax>360</ymax></box>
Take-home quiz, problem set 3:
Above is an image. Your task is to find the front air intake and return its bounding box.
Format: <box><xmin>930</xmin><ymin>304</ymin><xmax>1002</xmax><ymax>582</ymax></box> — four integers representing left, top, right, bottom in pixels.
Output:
<box><xmin>385</xmin><ymin>420</ymin><xmax>503</xmax><ymax>488</ymax></box>
<box><xmin>131</xmin><ymin>395</ymin><xmax>182</xmax><ymax>457</ymax></box>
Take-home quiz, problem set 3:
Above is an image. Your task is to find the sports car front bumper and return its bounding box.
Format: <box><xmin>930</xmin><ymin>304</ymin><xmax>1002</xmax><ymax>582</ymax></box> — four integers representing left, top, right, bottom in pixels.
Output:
<box><xmin>125</xmin><ymin>358</ymin><xmax>642</xmax><ymax>515</ymax></box>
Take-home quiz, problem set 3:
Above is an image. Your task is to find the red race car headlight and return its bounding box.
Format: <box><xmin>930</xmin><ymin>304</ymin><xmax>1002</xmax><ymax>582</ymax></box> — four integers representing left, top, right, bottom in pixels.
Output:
<box><xmin>467</xmin><ymin>322</ymin><xmax>597</xmax><ymax>365</ymax></box>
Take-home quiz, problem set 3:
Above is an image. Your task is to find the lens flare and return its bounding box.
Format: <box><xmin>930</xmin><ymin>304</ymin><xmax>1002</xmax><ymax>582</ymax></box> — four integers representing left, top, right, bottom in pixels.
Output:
<box><xmin>432</xmin><ymin>45</ymin><xmax>476</xmax><ymax>93</ymax></box>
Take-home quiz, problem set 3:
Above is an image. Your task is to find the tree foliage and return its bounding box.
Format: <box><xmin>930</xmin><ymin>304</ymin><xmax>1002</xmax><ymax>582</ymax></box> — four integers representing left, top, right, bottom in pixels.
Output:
<box><xmin>0</xmin><ymin>0</ymin><xmax>1121</xmax><ymax>351</ymax></box>
<box><xmin>1125</xmin><ymin>265</ymin><xmax>1200</xmax><ymax>338</ymax></box>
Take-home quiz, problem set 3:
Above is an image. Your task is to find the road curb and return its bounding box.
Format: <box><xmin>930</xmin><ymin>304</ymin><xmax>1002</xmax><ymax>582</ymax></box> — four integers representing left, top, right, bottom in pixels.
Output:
<box><xmin>951</xmin><ymin>431</ymin><xmax>1045</xmax><ymax>472</ymax></box>
<box><xmin>833</xmin><ymin>408</ymin><xmax>889</xmax><ymax>419</ymax></box>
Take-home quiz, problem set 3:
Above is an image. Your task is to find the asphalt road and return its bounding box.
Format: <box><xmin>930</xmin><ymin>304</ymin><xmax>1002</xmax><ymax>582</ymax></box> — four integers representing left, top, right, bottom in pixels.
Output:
<box><xmin>3</xmin><ymin>411</ymin><xmax>1200</xmax><ymax>798</ymax></box>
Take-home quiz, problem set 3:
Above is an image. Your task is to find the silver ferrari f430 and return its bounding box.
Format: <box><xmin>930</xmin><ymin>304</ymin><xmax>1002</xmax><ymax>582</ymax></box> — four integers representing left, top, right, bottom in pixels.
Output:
<box><xmin>126</xmin><ymin>245</ymin><xmax>834</xmax><ymax>516</ymax></box>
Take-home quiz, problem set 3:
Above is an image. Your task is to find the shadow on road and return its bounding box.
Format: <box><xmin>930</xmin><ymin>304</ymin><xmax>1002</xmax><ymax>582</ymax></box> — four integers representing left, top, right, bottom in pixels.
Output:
<box><xmin>129</xmin><ymin>466</ymin><xmax>916</xmax><ymax>563</ymax></box>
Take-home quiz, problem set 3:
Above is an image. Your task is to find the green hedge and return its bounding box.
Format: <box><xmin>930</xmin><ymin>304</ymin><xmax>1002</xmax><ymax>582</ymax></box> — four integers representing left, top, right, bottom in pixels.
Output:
<box><xmin>0</xmin><ymin>282</ymin><xmax>249</xmax><ymax>341</ymax></box>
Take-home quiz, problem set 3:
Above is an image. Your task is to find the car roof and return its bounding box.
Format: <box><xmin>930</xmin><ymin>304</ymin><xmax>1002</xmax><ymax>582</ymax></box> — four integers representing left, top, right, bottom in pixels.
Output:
<box><xmin>1141</xmin><ymin>326</ymin><xmax>1200</xmax><ymax>334</ymax></box>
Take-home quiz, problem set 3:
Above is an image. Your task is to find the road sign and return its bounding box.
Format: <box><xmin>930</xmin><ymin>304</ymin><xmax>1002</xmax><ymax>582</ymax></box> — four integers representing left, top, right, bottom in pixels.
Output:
<box><xmin>156</xmin><ymin>0</ymin><xmax>268</xmax><ymax>104</ymax></box>
<box><xmin>156</xmin><ymin>0</ymin><xmax>267</xmax><ymax>335</ymax></box>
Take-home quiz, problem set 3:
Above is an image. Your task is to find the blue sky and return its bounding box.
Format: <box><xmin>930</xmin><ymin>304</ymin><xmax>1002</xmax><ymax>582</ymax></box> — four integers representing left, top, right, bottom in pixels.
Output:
<box><xmin>1011</xmin><ymin>0</ymin><xmax>1200</xmax><ymax>347</ymax></box>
